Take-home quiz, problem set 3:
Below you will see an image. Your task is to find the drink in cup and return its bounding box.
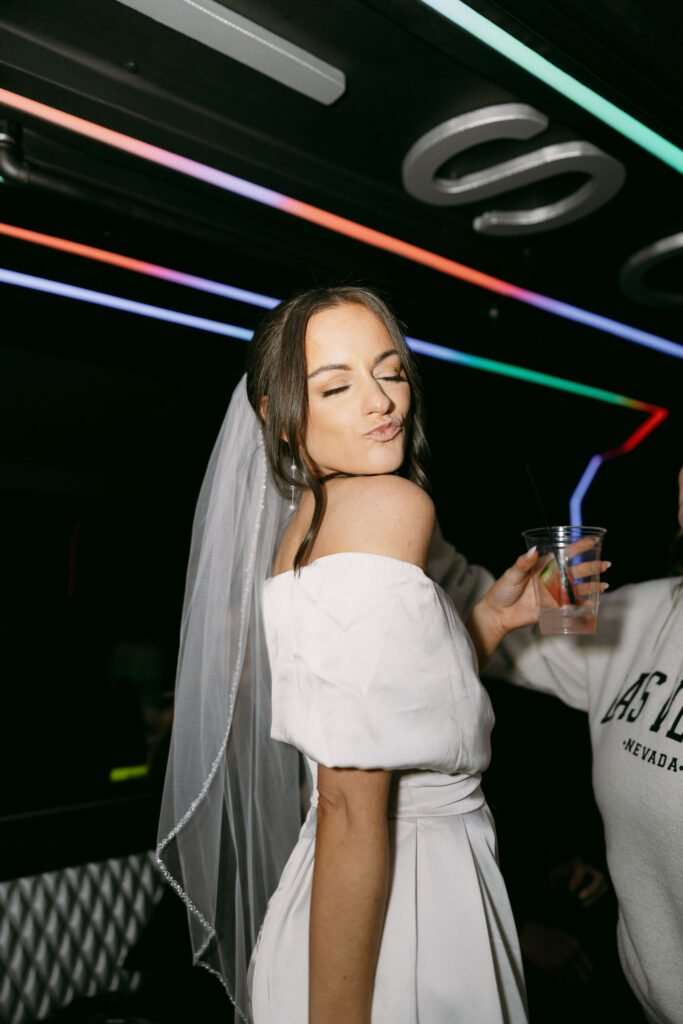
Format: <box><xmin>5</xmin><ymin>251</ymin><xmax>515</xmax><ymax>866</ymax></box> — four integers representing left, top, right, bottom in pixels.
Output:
<box><xmin>521</xmin><ymin>526</ymin><xmax>606</xmax><ymax>635</ymax></box>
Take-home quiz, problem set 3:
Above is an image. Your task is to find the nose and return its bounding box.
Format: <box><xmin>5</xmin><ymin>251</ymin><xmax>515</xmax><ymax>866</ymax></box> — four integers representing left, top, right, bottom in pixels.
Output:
<box><xmin>363</xmin><ymin>375</ymin><xmax>393</xmax><ymax>415</ymax></box>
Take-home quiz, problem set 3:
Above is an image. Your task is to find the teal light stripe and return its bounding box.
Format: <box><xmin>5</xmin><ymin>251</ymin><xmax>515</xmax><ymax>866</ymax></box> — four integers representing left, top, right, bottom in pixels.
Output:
<box><xmin>420</xmin><ymin>0</ymin><xmax>683</xmax><ymax>174</ymax></box>
<box><xmin>406</xmin><ymin>336</ymin><xmax>643</xmax><ymax>408</ymax></box>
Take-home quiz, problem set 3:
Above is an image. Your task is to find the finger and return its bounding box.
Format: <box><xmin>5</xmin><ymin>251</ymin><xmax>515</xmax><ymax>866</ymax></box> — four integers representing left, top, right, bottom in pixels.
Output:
<box><xmin>580</xmin><ymin>878</ymin><xmax>609</xmax><ymax>906</ymax></box>
<box><xmin>568</xmin><ymin>863</ymin><xmax>586</xmax><ymax>892</ymax></box>
<box><xmin>565</xmin><ymin>537</ymin><xmax>599</xmax><ymax>558</ymax></box>
<box><xmin>568</xmin><ymin>559</ymin><xmax>611</xmax><ymax>580</ymax></box>
<box><xmin>575</xmin><ymin>581</ymin><xmax>609</xmax><ymax>597</ymax></box>
<box><xmin>520</xmin><ymin>546</ymin><xmax>539</xmax><ymax>568</ymax></box>
<box><xmin>581</xmin><ymin>886</ymin><xmax>607</xmax><ymax>907</ymax></box>
<box><xmin>504</xmin><ymin>548</ymin><xmax>540</xmax><ymax>583</ymax></box>
<box><xmin>578</xmin><ymin>868</ymin><xmax>605</xmax><ymax>896</ymax></box>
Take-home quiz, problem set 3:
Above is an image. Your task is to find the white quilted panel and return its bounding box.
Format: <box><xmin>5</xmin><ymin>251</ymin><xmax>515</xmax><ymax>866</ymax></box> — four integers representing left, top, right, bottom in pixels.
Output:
<box><xmin>0</xmin><ymin>851</ymin><xmax>165</xmax><ymax>1024</ymax></box>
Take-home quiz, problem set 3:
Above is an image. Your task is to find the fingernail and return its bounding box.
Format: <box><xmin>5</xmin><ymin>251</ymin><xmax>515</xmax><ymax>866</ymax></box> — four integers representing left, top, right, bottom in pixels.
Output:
<box><xmin>526</xmin><ymin>546</ymin><xmax>537</xmax><ymax>557</ymax></box>
<box><xmin>603</xmin><ymin>560</ymin><xmax>612</xmax><ymax>568</ymax></box>
<box><xmin>601</xmin><ymin>582</ymin><xmax>610</xmax><ymax>590</ymax></box>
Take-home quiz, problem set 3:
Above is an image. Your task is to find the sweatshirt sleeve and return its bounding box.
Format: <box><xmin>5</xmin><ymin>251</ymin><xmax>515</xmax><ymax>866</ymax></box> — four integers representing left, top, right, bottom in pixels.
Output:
<box><xmin>426</xmin><ymin>520</ymin><xmax>495</xmax><ymax>621</ymax></box>
<box><xmin>486</xmin><ymin>588</ymin><xmax>638</xmax><ymax>712</ymax></box>
<box><xmin>486</xmin><ymin>627</ymin><xmax>590</xmax><ymax>711</ymax></box>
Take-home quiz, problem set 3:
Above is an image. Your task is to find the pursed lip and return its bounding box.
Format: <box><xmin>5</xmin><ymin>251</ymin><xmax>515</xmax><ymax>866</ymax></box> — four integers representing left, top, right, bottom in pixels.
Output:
<box><xmin>363</xmin><ymin>418</ymin><xmax>403</xmax><ymax>441</ymax></box>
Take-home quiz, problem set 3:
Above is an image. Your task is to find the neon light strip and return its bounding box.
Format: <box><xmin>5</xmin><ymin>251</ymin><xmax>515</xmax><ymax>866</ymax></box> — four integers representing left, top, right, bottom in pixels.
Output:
<box><xmin>408</xmin><ymin>337</ymin><xmax>668</xmax><ymax>523</ymax></box>
<box><xmin>110</xmin><ymin>765</ymin><xmax>148</xmax><ymax>783</ymax></box>
<box><xmin>569</xmin><ymin>406</ymin><xmax>668</xmax><ymax>524</ymax></box>
<box><xmin>0</xmin><ymin>222</ymin><xmax>279</xmax><ymax>308</ymax></box>
<box><xmin>0</xmin><ymin>243</ymin><xmax>655</xmax><ymax>414</ymax></box>
<box><xmin>419</xmin><ymin>0</ymin><xmax>683</xmax><ymax>175</ymax></box>
<box><xmin>406</xmin><ymin>337</ymin><xmax>651</xmax><ymax>410</ymax></box>
<box><xmin>1</xmin><ymin>88</ymin><xmax>682</xmax><ymax>360</ymax></box>
<box><xmin>0</xmin><ymin>267</ymin><xmax>253</xmax><ymax>339</ymax></box>
<box><xmin>0</xmin><ymin>261</ymin><xmax>667</xmax><ymax>522</ymax></box>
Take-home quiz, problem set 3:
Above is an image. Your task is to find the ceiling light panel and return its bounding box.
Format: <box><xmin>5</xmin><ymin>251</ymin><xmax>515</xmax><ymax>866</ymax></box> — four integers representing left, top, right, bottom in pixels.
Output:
<box><xmin>114</xmin><ymin>0</ymin><xmax>346</xmax><ymax>104</ymax></box>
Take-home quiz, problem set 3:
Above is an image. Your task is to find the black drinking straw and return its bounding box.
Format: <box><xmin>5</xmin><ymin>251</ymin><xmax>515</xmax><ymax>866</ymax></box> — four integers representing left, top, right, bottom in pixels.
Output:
<box><xmin>525</xmin><ymin>464</ymin><xmax>577</xmax><ymax>605</ymax></box>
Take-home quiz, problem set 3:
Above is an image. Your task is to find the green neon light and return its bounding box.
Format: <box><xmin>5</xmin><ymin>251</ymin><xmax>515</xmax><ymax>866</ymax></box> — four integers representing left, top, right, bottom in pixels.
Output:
<box><xmin>406</xmin><ymin>337</ymin><xmax>649</xmax><ymax>409</ymax></box>
<box><xmin>110</xmin><ymin>764</ymin><xmax>149</xmax><ymax>783</ymax></box>
<box><xmin>420</xmin><ymin>0</ymin><xmax>683</xmax><ymax>174</ymax></box>
<box><xmin>459</xmin><ymin>355</ymin><xmax>639</xmax><ymax>406</ymax></box>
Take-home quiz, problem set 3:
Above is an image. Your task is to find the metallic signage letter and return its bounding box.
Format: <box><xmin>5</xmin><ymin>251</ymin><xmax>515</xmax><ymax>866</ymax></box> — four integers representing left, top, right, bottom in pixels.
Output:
<box><xmin>402</xmin><ymin>103</ymin><xmax>625</xmax><ymax>235</ymax></box>
<box><xmin>620</xmin><ymin>233</ymin><xmax>683</xmax><ymax>306</ymax></box>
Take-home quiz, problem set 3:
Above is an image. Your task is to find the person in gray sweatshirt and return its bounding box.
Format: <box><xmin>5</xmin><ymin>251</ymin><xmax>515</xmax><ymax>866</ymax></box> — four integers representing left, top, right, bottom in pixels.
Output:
<box><xmin>430</xmin><ymin>467</ymin><xmax>682</xmax><ymax>1024</ymax></box>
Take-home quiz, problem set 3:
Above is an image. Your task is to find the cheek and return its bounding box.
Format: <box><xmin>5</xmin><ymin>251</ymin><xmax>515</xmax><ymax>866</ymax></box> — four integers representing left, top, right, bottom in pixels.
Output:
<box><xmin>305</xmin><ymin>407</ymin><xmax>343</xmax><ymax>456</ymax></box>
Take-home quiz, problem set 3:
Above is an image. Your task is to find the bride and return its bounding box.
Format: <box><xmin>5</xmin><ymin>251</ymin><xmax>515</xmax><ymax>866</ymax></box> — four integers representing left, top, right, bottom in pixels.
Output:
<box><xmin>157</xmin><ymin>286</ymin><xmax>571</xmax><ymax>1023</ymax></box>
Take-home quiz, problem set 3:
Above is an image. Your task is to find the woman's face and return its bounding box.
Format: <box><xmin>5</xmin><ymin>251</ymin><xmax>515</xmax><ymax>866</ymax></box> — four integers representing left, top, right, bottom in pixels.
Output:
<box><xmin>303</xmin><ymin>302</ymin><xmax>411</xmax><ymax>478</ymax></box>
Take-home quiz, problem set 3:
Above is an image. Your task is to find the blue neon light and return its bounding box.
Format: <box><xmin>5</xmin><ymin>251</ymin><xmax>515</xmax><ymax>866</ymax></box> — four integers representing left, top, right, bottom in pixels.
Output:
<box><xmin>0</xmin><ymin>268</ymin><xmax>254</xmax><ymax>340</ymax></box>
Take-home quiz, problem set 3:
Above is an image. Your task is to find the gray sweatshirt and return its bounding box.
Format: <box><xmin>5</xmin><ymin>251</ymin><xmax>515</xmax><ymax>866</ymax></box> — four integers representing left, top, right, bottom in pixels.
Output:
<box><xmin>491</xmin><ymin>578</ymin><xmax>683</xmax><ymax>1024</ymax></box>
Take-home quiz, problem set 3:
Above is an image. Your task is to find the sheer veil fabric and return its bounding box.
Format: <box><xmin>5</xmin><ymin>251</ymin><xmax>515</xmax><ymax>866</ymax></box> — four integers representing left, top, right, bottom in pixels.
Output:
<box><xmin>156</xmin><ymin>375</ymin><xmax>301</xmax><ymax>1019</ymax></box>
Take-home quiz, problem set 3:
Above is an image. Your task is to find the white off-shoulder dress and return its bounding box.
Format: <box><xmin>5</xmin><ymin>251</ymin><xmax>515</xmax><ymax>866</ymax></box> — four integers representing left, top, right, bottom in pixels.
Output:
<box><xmin>249</xmin><ymin>553</ymin><xmax>527</xmax><ymax>1023</ymax></box>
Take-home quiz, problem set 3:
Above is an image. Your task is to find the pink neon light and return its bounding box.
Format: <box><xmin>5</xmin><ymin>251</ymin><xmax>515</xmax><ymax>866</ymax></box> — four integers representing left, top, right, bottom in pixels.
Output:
<box><xmin>283</xmin><ymin>197</ymin><xmax>521</xmax><ymax>295</ymax></box>
<box><xmin>0</xmin><ymin>89</ymin><xmax>285</xmax><ymax>209</ymax></box>
<box><xmin>0</xmin><ymin>222</ymin><xmax>277</xmax><ymax>306</ymax></box>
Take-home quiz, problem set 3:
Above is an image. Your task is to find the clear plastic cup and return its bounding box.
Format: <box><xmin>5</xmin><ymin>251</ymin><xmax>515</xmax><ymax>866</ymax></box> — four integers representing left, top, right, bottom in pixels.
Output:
<box><xmin>522</xmin><ymin>526</ymin><xmax>606</xmax><ymax>635</ymax></box>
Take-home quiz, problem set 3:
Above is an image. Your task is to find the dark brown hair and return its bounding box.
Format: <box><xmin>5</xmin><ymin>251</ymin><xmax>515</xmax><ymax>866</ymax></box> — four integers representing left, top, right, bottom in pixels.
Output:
<box><xmin>246</xmin><ymin>286</ymin><xmax>430</xmax><ymax>571</ymax></box>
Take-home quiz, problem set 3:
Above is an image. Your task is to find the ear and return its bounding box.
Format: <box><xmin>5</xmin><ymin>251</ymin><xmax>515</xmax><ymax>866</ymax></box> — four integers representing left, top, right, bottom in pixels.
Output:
<box><xmin>260</xmin><ymin>395</ymin><xmax>290</xmax><ymax>443</ymax></box>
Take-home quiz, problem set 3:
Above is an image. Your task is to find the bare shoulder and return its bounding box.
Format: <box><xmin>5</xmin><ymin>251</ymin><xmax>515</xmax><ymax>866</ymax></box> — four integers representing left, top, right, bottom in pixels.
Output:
<box><xmin>345</xmin><ymin>474</ymin><xmax>434</xmax><ymax>517</ymax></box>
<box><xmin>317</xmin><ymin>475</ymin><xmax>435</xmax><ymax>568</ymax></box>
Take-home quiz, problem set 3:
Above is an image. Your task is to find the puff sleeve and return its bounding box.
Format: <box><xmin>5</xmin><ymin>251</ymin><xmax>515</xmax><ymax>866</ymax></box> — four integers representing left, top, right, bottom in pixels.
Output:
<box><xmin>263</xmin><ymin>553</ymin><xmax>494</xmax><ymax>775</ymax></box>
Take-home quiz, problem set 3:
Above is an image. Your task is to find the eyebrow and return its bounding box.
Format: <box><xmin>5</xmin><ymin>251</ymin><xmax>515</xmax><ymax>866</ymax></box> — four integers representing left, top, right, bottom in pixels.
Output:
<box><xmin>307</xmin><ymin>348</ymin><xmax>399</xmax><ymax>379</ymax></box>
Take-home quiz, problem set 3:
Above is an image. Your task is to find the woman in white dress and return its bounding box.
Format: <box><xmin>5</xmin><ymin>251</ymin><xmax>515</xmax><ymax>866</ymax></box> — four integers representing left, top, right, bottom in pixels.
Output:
<box><xmin>157</xmin><ymin>286</ymin><xmax>604</xmax><ymax>1023</ymax></box>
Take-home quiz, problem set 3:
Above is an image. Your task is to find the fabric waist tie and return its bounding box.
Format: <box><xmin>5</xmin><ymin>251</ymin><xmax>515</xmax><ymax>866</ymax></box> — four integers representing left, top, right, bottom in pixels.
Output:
<box><xmin>388</xmin><ymin>772</ymin><xmax>486</xmax><ymax>820</ymax></box>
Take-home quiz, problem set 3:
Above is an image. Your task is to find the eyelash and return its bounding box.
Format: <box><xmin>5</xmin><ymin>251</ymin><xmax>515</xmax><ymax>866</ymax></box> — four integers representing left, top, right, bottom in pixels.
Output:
<box><xmin>322</xmin><ymin>373</ymin><xmax>407</xmax><ymax>398</ymax></box>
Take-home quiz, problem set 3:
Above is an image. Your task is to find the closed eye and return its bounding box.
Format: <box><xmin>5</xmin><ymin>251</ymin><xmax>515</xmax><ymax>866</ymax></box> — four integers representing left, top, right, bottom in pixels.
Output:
<box><xmin>321</xmin><ymin>384</ymin><xmax>350</xmax><ymax>397</ymax></box>
<box><xmin>321</xmin><ymin>373</ymin><xmax>406</xmax><ymax>397</ymax></box>
<box><xmin>377</xmin><ymin>373</ymin><xmax>408</xmax><ymax>383</ymax></box>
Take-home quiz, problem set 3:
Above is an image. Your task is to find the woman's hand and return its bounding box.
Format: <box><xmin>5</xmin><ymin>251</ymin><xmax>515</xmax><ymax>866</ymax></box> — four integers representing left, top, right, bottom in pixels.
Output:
<box><xmin>480</xmin><ymin>547</ymin><xmax>541</xmax><ymax>634</ymax></box>
<box><xmin>519</xmin><ymin>921</ymin><xmax>594</xmax><ymax>988</ymax></box>
<box><xmin>466</xmin><ymin>548</ymin><xmax>539</xmax><ymax>669</ymax></box>
<box><xmin>550</xmin><ymin>857</ymin><xmax>610</xmax><ymax>908</ymax></box>
<box><xmin>466</xmin><ymin>541</ymin><xmax>610</xmax><ymax>669</ymax></box>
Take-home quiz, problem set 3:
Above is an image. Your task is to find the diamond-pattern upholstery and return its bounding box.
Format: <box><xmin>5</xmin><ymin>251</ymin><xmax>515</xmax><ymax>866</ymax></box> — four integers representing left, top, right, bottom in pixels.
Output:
<box><xmin>0</xmin><ymin>852</ymin><xmax>164</xmax><ymax>1024</ymax></box>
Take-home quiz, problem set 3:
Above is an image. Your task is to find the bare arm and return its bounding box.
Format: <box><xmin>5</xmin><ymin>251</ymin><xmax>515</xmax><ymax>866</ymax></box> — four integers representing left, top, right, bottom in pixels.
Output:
<box><xmin>310</xmin><ymin>767</ymin><xmax>392</xmax><ymax>1024</ymax></box>
<box><xmin>309</xmin><ymin>474</ymin><xmax>434</xmax><ymax>1022</ymax></box>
